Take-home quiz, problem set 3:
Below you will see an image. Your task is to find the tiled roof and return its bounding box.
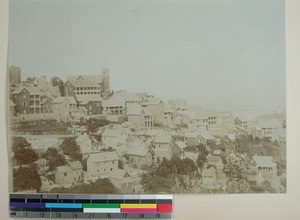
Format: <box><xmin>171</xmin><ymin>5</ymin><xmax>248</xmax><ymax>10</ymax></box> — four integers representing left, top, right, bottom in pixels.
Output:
<box><xmin>168</xmin><ymin>99</ymin><xmax>187</xmax><ymax>109</ymax></box>
<box><xmin>67</xmin><ymin>75</ymin><xmax>104</xmax><ymax>85</ymax></box>
<box><xmin>56</xmin><ymin>165</ymin><xmax>72</xmax><ymax>173</ymax></box>
<box><xmin>153</xmin><ymin>148</ymin><xmax>171</xmax><ymax>158</ymax></box>
<box><xmin>142</xmin><ymin>97</ymin><xmax>162</xmax><ymax>105</ymax></box>
<box><xmin>88</xmin><ymin>151</ymin><xmax>119</xmax><ymax>163</ymax></box>
<box><xmin>76</xmin><ymin>94</ymin><xmax>102</xmax><ymax>105</ymax></box>
<box><xmin>185</xmin><ymin>132</ymin><xmax>200</xmax><ymax>138</ymax></box>
<box><xmin>252</xmin><ymin>155</ymin><xmax>276</xmax><ymax>167</ymax></box>
<box><xmin>76</xmin><ymin>134</ymin><xmax>90</xmax><ymax>143</ymax></box>
<box><xmin>207</xmin><ymin>154</ymin><xmax>222</xmax><ymax>164</ymax></box>
<box><xmin>200</xmin><ymin>131</ymin><xmax>213</xmax><ymax>140</ymax></box>
<box><xmin>154</xmin><ymin>134</ymin><xmax>172</xmax><ymax>143</ymax></box>
<box><xmin>127</xmin><ymin>105</ymin><xmax>142</xmax><ymax>115</ymax></box>
<box><xmin>174</xmin><ymin>141</ymin><xmax>187</xmax><ymax>149</ymax></box>
<box><xmin>102</xmin><ymin>129</ymin><xmax>124</xmax><ymax>137</ymax></box>
<box><xmin>102</xmin><ymin>97</ymin><xmax>125</xmax><ymax>108</ymax></box>
<box><xmin>69</xmin><ymin>161</ymin><xmax>83</xmax><ymax>170</ymax></box>
<box><xmin>41</xmin><ymin>98</ymin><xmax>52</xmax><ymax>105</ymax></box>
<box><xmin>53</xmin><ymin>96</ymin><xmax>76</xmax><ymax>104</ymax></box>
<box><xmin>128</xmin><ymin>147</ymin><xmax>150</xmax><ymax>157</ymax></box>
<box><xmin>108</xmin><ymin>169</ymin><xmax>128</xmax><ymax>180</ymax></box>
<box><xmin>112</xmin><ymin>92</ymin><xmax>140</xmax><ymax>102</ymax></box>
<box><xmin>136</xmin><ymin>92</ymin><xmax>148</xmax><ymax>101</ymax></box>
<box><xmin>12</xmin><ymin>86</ymin><xmax>42</xmax><ymax>95</ymax></box>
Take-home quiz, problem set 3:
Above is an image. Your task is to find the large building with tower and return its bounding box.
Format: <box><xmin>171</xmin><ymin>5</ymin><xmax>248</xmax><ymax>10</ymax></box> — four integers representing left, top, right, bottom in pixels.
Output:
<box><xmin>64</xmin><ymin>69</ymin><xmax>110</xmax><ymax>97</ymax></box>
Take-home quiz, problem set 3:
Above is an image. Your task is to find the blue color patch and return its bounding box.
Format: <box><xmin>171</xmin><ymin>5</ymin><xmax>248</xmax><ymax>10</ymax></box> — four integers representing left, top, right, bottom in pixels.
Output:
<box><xmin>45</xmin><ymin>203</ymin><xmax>82</xmax><ymax>209</ymax></box>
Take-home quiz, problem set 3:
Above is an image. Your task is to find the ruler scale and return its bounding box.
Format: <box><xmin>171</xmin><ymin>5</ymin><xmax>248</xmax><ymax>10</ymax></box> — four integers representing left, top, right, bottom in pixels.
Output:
<box><xmin>9</xmin><ymin>194</ymin><xmax>173</xmax><ymax>219</ymax></box>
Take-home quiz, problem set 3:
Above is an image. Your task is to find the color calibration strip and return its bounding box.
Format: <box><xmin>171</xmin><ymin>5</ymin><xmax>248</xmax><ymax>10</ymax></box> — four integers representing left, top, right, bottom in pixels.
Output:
<box><xmin>9</xmin><ymin>194</ymin><xmax>173</xmax><ymax>219</ymax></box>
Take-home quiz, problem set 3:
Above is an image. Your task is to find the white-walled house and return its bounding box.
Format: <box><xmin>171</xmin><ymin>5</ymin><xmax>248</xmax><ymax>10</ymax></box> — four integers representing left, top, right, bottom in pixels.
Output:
<box><xmin>87</xmin><ymin>151</ymin><xmax>119</xmax><ymax>180</ymax></box>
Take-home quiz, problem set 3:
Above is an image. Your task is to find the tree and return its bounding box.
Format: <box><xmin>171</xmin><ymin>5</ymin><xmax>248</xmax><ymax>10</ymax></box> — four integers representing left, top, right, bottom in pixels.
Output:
<box><xmin>12</xmin><ymin>137</ymin><xmax>38</xmax><ymax>165</ymax></box>
<box><xmin>13</xmin><ymin>164</ymin><xmax>41</xmax><ymax>192</ymax></box>
<box><xmin>11</xmin><ymin>137</ymin><xmax>31</xmax><ymax>152</ymax></box>
<box><xmin>25</xmin><ymin>76</ymin><xmax>37</xmax><ymax>82</ymax></box>
<box><xmin>223</xmin><ymin>154</ymin><xmax>249</xmax><ymax>180</ymax></box>
<box><xmin>51</xmin><ymin>76</ymin><xmax>64</xmax><ymax>96</ymax></box>
<box><xmin>50</xmin><ymin>178</ymin><xmax>118</xmax><ymax>194</ymax></box>
<box><xmin>14</xmin><ymin>146</ymin><xmax>38</xmax><ymax>165</ymax></box>
<box><xmin>196</xmin><ymin>144</ymin><xmax>209</xmax><ymax>169</ymax></box>
<box><xmin>60</xmin><ymin>137</ymin><xmax>82</xmax><ymax>161</ymax></box>
<box><xmin>141</xmin><ymin>157</ymin><xmax>198</xmax><ymax>193</ymax></box>
<box><xmin>225</xmin><ymin>178</ymin><xmax>251</xmax><ymax>194</ymax></box>
<box><xmin>84</xmin><ymin>118</ymin><xmax>111</xmax><ymax>134</ymax></box>
<box><xmin>43</xmin><ymin>147</ymin><xmax>66</xmax><ymax>171</ymax></box>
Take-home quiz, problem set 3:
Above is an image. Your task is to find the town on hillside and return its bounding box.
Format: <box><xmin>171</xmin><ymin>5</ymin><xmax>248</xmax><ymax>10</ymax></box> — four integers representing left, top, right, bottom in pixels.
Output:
<box><xmin>8</xmin><ymin>66</ymin><xmax>286</xmax><ymax>194</ymax></box>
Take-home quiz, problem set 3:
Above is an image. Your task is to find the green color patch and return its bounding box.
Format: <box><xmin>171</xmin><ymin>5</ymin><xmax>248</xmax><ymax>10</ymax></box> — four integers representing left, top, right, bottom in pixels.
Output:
<box><xmin>83</xmin><ymin>203</ymin><xmax>120</xmax><ymax>208</ymax></box>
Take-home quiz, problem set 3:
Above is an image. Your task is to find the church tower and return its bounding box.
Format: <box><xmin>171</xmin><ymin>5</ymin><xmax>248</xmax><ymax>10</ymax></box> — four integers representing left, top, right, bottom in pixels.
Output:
<box><xmin>102</xmin><ymin>68</ymin><xmax>110</xmax><ymax>92</ymax></box>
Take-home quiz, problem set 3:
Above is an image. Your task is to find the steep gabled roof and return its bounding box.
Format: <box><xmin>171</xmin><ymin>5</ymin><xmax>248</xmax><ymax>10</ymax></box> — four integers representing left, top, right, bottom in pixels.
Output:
<box><xmin>168</xmin><ymin>99</ymin><xmax>187</xmax><ymax>109</ymax></box>
<box><xmin>12</xmin><ymin>87</ymin><xmax>42</xmax><ymax>95</ymax></box>
<box><xmin>41</xmin><ymin>98</ymin><xmax>52</xmax><ymax>105</ymax></box>
<box><xmin>67</xmin><ymin>75</ymin><xmax>104</xmax><ymax>85</ymax></box>
<box><xmin>53</xmin><ymin>96</ymin><xmax>76</xmax><ymax>104</ymax></box>
<box><xmin>142</xmin><ymin>97</ymin><xmax>163</xmax><ymax>105</ymax></box>
<box><xmin>76</xmin><ymin>94</ymin><xmax>102</xmax><ymax>105</ymax></box>
<box><xmin>173</xmin><ymin>141</ymin><xmax>187</xmax><ymax>150</ymax></box>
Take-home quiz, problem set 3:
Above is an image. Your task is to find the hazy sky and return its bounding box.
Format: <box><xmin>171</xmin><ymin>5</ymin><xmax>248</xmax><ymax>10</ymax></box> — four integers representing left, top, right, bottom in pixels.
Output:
<box><xmin>9</xmin><ymin>0</ymin><xmax>285</xmax><ymax>110</ymax></box>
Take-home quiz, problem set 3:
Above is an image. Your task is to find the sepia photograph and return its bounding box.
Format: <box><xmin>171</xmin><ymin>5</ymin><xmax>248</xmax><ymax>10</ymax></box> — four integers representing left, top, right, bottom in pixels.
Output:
<box><xmin>7</xmin><ymin>0</ymin><xmax>286</xmax><ymax>194</ymax></box>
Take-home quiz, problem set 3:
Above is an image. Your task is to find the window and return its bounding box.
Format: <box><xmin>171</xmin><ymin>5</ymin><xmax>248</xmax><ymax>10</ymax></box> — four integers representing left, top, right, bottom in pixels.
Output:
<box><xmin>64</xmin><ymin>173</ymin><xmax>67</xmax><ymax>176</ymax></box>
<box><xmin>23</xmin><ymin>95</ymin><xmax>26</xmax><ymax>99</ymax></box>
<box><xmin>110</xmin><ymin>168</ymin><xmax>113</xmax><ymax>171</ymax></box>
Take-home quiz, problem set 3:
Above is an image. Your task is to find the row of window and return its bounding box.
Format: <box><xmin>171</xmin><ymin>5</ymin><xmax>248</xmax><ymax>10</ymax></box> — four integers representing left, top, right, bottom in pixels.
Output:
<box><xmin>74</xmin><ymin>91</ymin><xmax>100</xmax><ymax>95</ymax></box>
<box><xmin>75</xmin><ymin>87</ymin><xmax>99</xmax><ymax>90</ymax></box>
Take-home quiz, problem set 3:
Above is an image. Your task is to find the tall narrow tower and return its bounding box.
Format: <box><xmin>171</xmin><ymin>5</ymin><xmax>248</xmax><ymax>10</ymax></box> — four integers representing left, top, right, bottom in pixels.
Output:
<box><xmin>102</xmin><ymin>68</ymin><xmax>110</xmax><ymax>92</ymax></box>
